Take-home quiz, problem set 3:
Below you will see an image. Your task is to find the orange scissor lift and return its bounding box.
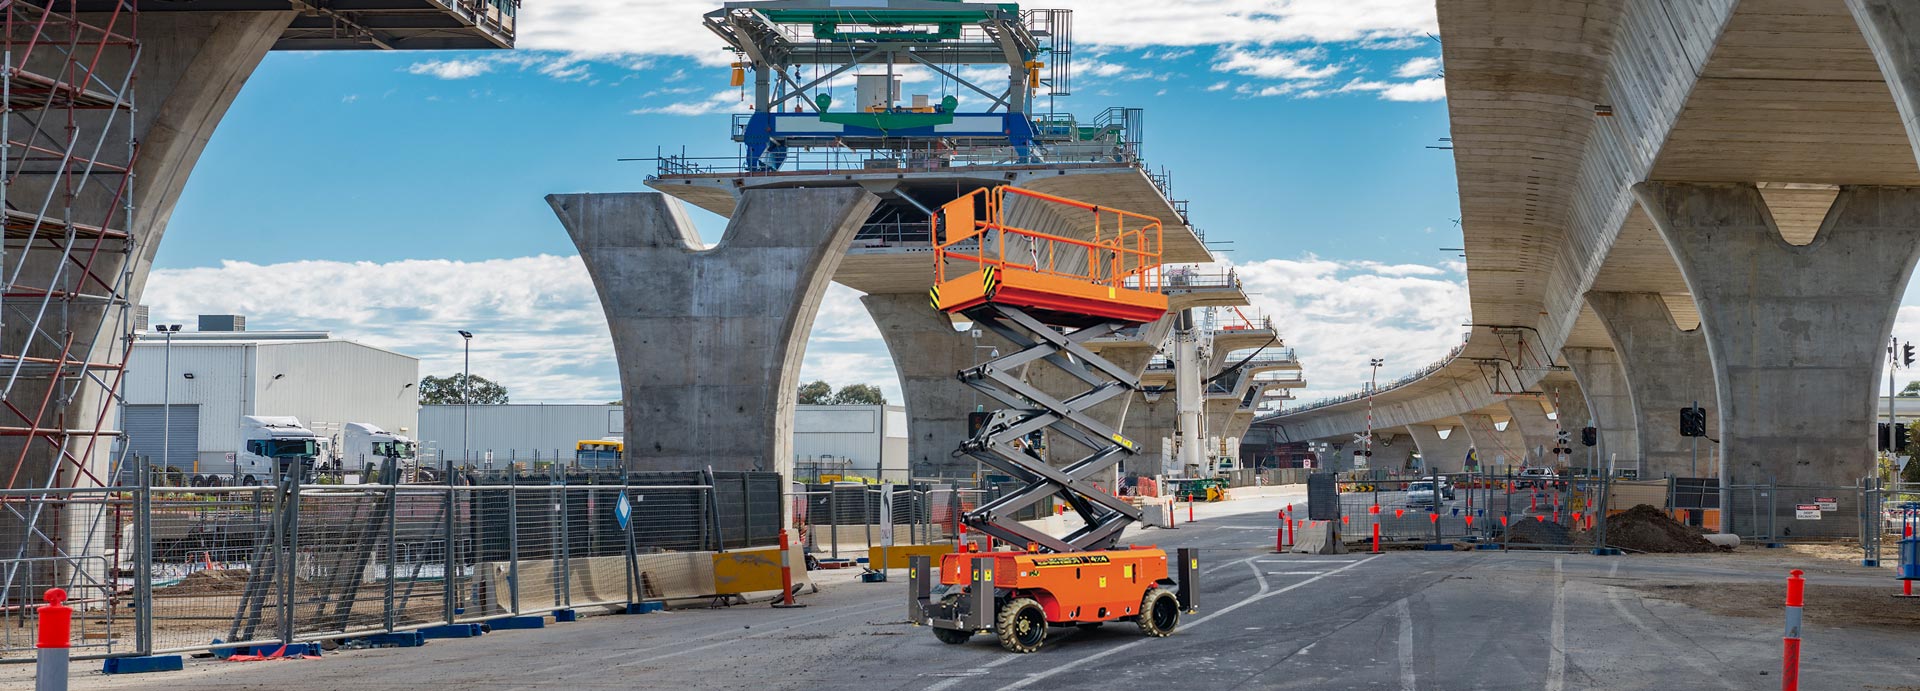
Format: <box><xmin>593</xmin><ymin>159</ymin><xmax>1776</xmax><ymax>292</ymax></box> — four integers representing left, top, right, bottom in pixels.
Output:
<box><xmin>908</xmin><ymin>186</ymin><xmax>1197</xmax><ymax>653</ymax></box>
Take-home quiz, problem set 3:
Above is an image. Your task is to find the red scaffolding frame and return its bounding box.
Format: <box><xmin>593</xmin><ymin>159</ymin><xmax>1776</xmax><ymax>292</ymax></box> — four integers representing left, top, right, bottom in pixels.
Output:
<box><xmin>1</xmin><ymin>0</ymin><xmax>142</xmax><ymax>610</ymax></box>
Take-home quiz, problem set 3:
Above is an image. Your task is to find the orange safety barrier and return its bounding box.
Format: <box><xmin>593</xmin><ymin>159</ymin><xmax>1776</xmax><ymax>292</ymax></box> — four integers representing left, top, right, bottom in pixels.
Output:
<box><xmin>929</xmin><ymin>186</ymin><xmax>1167</xmax><ymax>325</ymax></box>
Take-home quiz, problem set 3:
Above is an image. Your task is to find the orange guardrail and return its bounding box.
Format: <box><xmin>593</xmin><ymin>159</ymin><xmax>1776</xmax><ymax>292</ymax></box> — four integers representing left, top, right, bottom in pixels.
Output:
<box><xmin>933</xmin><ymin>186</ymin><xmax>1164</xmax><ymax>293</ymax></box>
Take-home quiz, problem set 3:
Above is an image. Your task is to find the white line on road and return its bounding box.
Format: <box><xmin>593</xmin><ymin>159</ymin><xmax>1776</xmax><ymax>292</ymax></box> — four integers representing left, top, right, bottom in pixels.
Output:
<box><xmin>924</xmin><ymin>653</ymin><xmax>1021</xmax><ymax>691</ymax></box>
<box><xmin>1395</xmin><ymin>597</ymin><xmax>1416</xmax><ymax>691</ymax></box>
<box><xmin>1547</xmin><ymin>557</ymin><xmax>1567</xmax><ymax>691</ymax></box>
<box><xmin>1266</xmin><ymin>571</ymin><xmax>1337</xmax><ymax>576</ymax></box>
<box><xmin>992</xmin><ymin>555</ymin><xmax>1382</xmax><ymax>690</ymax></box>
<box><xmin>1255</xmin><ymin>559</ymin><xmax>1356</xmax><ymax>564</ymax></box>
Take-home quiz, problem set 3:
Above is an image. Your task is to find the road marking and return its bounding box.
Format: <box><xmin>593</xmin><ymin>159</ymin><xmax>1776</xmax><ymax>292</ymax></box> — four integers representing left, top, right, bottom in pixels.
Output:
<box><xmin>1603</xmin><ymin>584</ymin><xmax>1741</xmax><ymax>690</ymax></box>
<box><xmin>1395</xmin><ymin>598</ymin><xmax>1416</xmax><ymax>691</ymax></box>
<box><xmin>1608</xmin><ymin>561</ymin><xmax>1620</xmax><ymax>577</ymax></box>
<box><xmin>1266</xmin><ymin>571</ymin><xmax>1337</xmax><ymax>576</ymax></box>
<box><xmin>993</xmin><ymin>555</ymin><xmax>1382</xmax><ymax>690</ymax></box>
<box><xmin>1547</xmin><ymin>557</ymin><xmax>1566</xmax><ymax>691</ymax></box>
<box><xmin>605</xmin><ymin>601</ymin><xmax>897</xmax><ymax>670</ymax></box>
<box><xmin>1215</xmin><ymin>526</ymin><xmax>1277</xmax><ymax>530</ymax></box>
<box><xmin>1255</xmin><ymin>559</ymin><xmax>1355</xmax><ymax>564</ymax></box>
<box><xmin>925</xmin><ymin>654</ymin><xmax>1020</xmax><ymax>691</ymax></box>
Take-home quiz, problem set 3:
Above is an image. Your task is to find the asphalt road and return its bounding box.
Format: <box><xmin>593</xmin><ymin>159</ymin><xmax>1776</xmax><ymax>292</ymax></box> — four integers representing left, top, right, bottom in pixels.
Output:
<box><xmin>23</xmin><ymin>495</ymin><xmax>1920</xmax><ymax>690</ymax></box>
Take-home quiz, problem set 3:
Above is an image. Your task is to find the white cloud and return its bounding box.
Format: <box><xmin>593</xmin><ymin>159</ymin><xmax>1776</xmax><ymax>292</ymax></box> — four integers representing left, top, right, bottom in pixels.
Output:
<box><xmin>407</xmin><ymin>59</ymin><xmax>493</xmax><ymax>80</ymax></box>
<box><xmin>1394</xmin><ymin>56</ymin><xmax>1441</xmax><ymax>78</ymax></box>
<box><xmin>513</xmin><ymin>1</ymin><xmax>1436</xmax><ymax>58</ymax></box>
<box><xmin>1206</xmin><ymin>81</ymin><xmax>1230</xmax><ymax>92</ymax></box>
<box><xmin>1380</xmin><ymin>77</ymin><xmax>1446</xmax><ymax>102</ymax></box>
<box><xmin>632</xmin><ymin>90</ymin><xmax>745</xmax><ymax>116</ymax></box>
<box><xmin>1230</xmin><ymin>256</ymin><xmax>1469</xmax><ymax>403</ymax></box>
<box><xmin>1212</xmin><ymin>46</ymin><xmax>1341</xmax><ymax>80</ymax></box>
<box><xmin>140</xmin><ymin>258</ymin><xmax>908</xmax><ymax>405</ymax></box>
<box><xmin>144</xmin><ymin>256</ymin><xmax>617</xmax><ymax>404</ymax></box>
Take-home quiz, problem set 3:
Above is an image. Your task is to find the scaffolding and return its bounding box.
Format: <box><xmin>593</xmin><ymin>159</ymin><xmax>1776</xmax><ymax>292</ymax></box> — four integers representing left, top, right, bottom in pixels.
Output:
<box><xmin>1</xmin><ymin>0</ymin><xmax>143</xmax><ymax>616</ymax></box>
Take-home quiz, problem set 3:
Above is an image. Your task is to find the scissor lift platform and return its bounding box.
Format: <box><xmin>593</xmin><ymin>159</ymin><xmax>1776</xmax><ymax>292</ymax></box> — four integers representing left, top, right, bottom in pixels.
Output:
<box><xmin>909</xmin><ymin>185</ymin><xmax>1195</xmax><ymax>652</ymax></box>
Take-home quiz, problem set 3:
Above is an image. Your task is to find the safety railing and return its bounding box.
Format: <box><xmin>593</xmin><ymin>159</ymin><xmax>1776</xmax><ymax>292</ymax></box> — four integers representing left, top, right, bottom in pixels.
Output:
<box><xmin>934</xmin><ymin>185</ymin><xmax>1164</xmax><ymax>292</ymax></box>
<box><xmin>646</xmin><ymin>140</ymin><xmax>1143</xmax><ymax>179</ymax></box>
<box><xmin>1275</xmin><ymin>339</ymin><xmax>1473</xmax><ymax>417</ymax></box>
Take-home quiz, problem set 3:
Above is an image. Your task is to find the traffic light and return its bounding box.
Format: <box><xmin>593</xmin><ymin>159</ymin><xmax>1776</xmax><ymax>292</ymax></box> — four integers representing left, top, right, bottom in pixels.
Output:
<box><xmin>1878</xmin><ymin>422</ymin><xmax>1907</xmax><ymax>452</ymax></box>
<box><xmin>1880</xmin><ymin>422</ymin><xmax>1893</xmax><ymax>452</ymax></box>
<box><xmin>1679</xmin><ymin>407</ymin><xmax>1706</xmax><ymax>437</ymax></box>
<box><xmin>1581</xmin><ymin>426</ymin><xmax>1598</xmax><ymax>447</ymax></box>
<box><xmin>1906</xmin><ymin>342</ymin><xmax>1915</xmax><ymax>367</ymax></box>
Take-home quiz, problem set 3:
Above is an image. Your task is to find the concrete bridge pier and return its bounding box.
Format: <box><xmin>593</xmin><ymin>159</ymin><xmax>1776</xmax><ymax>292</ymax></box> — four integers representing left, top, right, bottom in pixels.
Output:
<box><xmin>1564</xmin><ymin>348</ymin><xmax>1641</xmax><ymax>476</ymax></box>
<box><xmin>1504</xmin><ymin>399</ymin><xmax>1559</xmax><ymax>466</ymax></box>
<box><xmin>1407</xmin><ymin>423</ymin><xmax>1471</xmax><ymax>474</ymax></box>
<box><xmin>1460</xmin><ymin>413</ymin><xmax>1526</xmax><ymax>473</ymax></box>
<box><xmin>1637</xmin><ymin>183</ymin><xmax>1920</xmax><ymax>488</ymax></box>
<box><xmin>861</xmin><ymin>293</ymin><xmax>1005</xmax><ymax>481</ymax></box>
<box><xmin>1</xmin><ymin>11</ymin><xmax>296</xmax><ymax>488</ymax></box>
<box><xmin>1584</xmin><ymin>292</ymin><xmax>1719</xmax><ymax>479</ymax></box>
<box><xmin>552</xmin><ymin>189</ymin><xmax>879</xmax><ymax>476</ymax></box>
<box><xmin>1369</xmin><ymin>432</ymin><xmax>1416</xmax><ymax>473</ymax></box>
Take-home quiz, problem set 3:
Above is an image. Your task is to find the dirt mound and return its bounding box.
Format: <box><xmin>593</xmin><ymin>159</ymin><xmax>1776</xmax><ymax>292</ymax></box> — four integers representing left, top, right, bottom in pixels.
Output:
<box><xmin>1600</xmin><ymin>504</ymin><xmax>1720</xmax><ymax>553</ymax></box>
<box><xmin>1506</xmin><ymin>517</ymin><xmax>1574</xmax><ymax>545</ymax></box>
<box><xmin>159</xmin><ymin>568</ymin><xmax>253</xmax><ymax>595</ymax></box>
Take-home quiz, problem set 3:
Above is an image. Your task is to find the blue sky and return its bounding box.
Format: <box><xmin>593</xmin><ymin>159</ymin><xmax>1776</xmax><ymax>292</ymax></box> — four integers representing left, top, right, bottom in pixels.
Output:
<box><xmin>145</xmin><ymin>1</ymin><xmax>1481</xmax><ymax>406</ymax></box>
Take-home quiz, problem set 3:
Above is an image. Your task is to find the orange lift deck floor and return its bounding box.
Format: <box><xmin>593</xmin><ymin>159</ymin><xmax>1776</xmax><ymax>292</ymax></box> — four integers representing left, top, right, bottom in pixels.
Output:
<box><xmin>928</xmin><ymin>185</ymin><xmax>1169</xmax><ymax>327</ymax></box>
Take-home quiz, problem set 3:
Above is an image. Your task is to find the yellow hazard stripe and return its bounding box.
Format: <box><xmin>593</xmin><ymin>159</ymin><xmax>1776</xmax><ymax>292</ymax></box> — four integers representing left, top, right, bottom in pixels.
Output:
<box><xmin>928</xmin><ymin>286</ymin><xmax>941</xmax><ymax>310</ymax></box>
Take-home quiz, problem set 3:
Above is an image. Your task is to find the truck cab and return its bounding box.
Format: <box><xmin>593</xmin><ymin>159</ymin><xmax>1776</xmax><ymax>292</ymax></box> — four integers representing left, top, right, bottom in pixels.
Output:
<box><xmin>238</xmin><ymin>415</ymin><xmax>323</xmax><ymax>485</ymax></box>
<box><xmin>342</xmin><ymin>422</ymin><xmax>417</xmax><ymax>477</ymax></box>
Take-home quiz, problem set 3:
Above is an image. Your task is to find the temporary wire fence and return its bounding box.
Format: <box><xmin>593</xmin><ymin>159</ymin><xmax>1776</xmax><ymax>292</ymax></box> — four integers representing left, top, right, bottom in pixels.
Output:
<box><xmin>0</xmin><ymin>471</ymin><xmax>779</xmax><ymax>665</ymax></box>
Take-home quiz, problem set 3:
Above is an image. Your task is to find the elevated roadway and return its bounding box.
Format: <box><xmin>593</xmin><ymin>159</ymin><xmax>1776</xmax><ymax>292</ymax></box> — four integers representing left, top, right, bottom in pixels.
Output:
<box><xmin>1262</xmin><ymin>1</ymin><xmax>1920</xmax><ymax>500</ymax></box>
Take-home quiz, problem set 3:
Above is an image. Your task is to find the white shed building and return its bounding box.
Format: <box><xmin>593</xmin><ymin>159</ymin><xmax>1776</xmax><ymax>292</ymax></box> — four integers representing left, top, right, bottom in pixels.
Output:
<box><xmin>121</xmin><ymin>318</ymin><xmax>419</xmax><ymax>475</ymax></box>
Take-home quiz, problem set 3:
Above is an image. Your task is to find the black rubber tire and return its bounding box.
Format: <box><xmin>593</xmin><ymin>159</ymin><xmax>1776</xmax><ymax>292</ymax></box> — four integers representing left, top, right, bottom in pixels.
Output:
<box><xmin>1137</xmin><ymin>589</ymin><xmax>1180</xmax><ymax>638</ymax></box>
<box><xmin>996</xmin><ymin>598</ymin><xmax>1047</xmax><ymax>653</ymax></box>
<box><xmin>933</xmin><ymin>627</ymin><xmax>972</xmax><ymax>645</ymax></box>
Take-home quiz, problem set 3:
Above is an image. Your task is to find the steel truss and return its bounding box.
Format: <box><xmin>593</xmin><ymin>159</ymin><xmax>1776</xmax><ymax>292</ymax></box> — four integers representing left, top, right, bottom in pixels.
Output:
<box><xmin>1</xmin><ymin>0</ymin><xmax>143</xmax><ymax>613</ymax></box>
<box><xmin>953</xmin><ymin>303</ymin><xmax>1144</xmax><ymax>553</ymax></box>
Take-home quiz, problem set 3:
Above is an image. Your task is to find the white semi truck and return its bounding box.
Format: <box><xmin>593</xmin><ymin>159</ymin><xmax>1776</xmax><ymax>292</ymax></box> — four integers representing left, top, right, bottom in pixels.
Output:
<box><xmin>236</xmin><ymin>415</ymin><xmax>322</xmax><ymax>485</ymax></box>
<box><xmin>340</xmin><ymin>422</ymin><xmax>416</xmax><ymax>474</ymax></box>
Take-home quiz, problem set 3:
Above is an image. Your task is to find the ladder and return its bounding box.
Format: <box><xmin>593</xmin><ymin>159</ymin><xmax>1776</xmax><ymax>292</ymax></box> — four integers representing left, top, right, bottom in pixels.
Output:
<box><xmin>954</xmin><ymin>303</ymin><xmax>1146</xmax><ymax>553</ymax></box>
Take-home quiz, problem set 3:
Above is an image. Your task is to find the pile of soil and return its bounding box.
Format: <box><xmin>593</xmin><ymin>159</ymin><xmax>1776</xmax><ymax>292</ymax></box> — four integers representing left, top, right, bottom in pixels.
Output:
<box><xmin>158</xmin><ymin>568</ymin><xmax>253</xmax><ymax>595</ymax></box>
<box><xmin>1599</xmin><ymin>504</ymin><xmax>1720</xmax><ymax>553</ymax></box>
<box><xmin>1506</xmin><ymin>517</ymin><xmax>1574</xmax><ymax>545</ymax></box>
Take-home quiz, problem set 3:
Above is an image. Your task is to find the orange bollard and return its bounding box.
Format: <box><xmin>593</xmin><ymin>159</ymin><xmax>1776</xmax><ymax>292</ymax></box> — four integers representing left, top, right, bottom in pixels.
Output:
<box><xmin>1369</xmin><ymin>505</ymin><xmax>1382</xmax><ymax>554</ymax></box>
<box><xmin>775</xmin><ymin>530</ymin><xmax>804</xmax><ymax>608</ymax></box>
<box><xmin>1276</xmin><ymin>511</ymin><xmax>1287</xmax><ymax>552</ymax></box>
<box><xmin>1189</xmin><ymin>500</ymin><xmax>1195</xmax><ymax>523</ymax></box>
<box><xmin>36</xmin><ymin>587</ymin><xmax>70</xmax><ymax>689</ymax></box>
<box><xmin>1783</xmin><ymin>569</ymin><xmax>1805</xmax><ymax>691</ymax></box>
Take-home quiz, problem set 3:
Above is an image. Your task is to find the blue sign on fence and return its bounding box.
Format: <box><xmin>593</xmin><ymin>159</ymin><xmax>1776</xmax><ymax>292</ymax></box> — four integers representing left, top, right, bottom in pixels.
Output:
<box><xmin>615</xmin><ymin>490</ymin><xmax>632</xmax><ymax>530</ymax></box>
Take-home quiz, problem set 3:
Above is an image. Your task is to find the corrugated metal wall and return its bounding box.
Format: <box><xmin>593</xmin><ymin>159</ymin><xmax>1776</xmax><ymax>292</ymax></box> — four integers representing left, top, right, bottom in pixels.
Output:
<box><xmin>254</xmin><ymin>340</ymin><xmax>420</xmax><ymax>464</ymax></box>
<box><xmin>121</xmin><ymin>404</ymin><xmax>198</xmax><ymax>471</ymax></box>
<box><xmin>123</xmin><ymin>343</ymin><xmax>247</xmax><ymax>470</ymax></box>
<box><xmin>416</xmin><ymin>404</ymin><xmax>622</xmax><ymax>461</ymax></box>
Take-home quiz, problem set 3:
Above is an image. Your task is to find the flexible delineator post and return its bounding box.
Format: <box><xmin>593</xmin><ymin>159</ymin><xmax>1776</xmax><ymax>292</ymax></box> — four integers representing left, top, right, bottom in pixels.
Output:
<box><xmin>1782</xmin><ymin>569</ymin><xmax>1804</xmax><ymax>691</ymax></box>
<box><xmin>1370</xmin><ymin>505</ymin><xmax>1382</xmax><ymax>554</ymax></box>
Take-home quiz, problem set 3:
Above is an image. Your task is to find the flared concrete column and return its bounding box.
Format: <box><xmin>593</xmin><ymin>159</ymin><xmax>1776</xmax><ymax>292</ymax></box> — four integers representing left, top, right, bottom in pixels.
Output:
<box><xmin>1371</xmin><ymin>432</ymin><xmax>1416</xmax><ymax>472</ymax></box>
<box><xmin>1406</xmin><ymin>424</ymin><xmax>1470</xmax><ymax>474</ymax></box>
<box><xmin>1120</xmin><ymin>393</ymin><xmax>1179</xmax><ymax>477</ymax></box>
<box><xmin>1460</xmin><ymin>413</ymin><xmax>1527</xmax><ymax>473</ymax></box>
<box><xmin>1637</xmin><ymin>183</ymin><xmax>1920</xmax><ymax>486</ymax></box>
<box><xmin>1851</xmin><ymin>1</ymin><xmax>1920</xmax><ymax>169</ymax></box>
<box><xmin>1504</xmin><ymin>399</ymin><xmax>1558</xmax><ymax>466</ymax></box>
<box><xmin>862</xmin><ymin>293</ymin><xmax>1003</xmax><ymax>480</ymax></box>
<box><xmin>552</xmin><ymin>189</ymin><xmax>879</xmax><ymax>475</ymax></box>
<box><xmin>1565</xmin><ymin>347</ymin><xmax>1640</xmax><ymax>474</ymax></box>
<box><xmin>1585</xmin><ymin>292</ymin><xmax>1718</xmax><ymax>479</ymax></box>
<box><xmin>2</xmin><ymin>11</ymin><xmax>296</xmax><ymax>488</ymax></box>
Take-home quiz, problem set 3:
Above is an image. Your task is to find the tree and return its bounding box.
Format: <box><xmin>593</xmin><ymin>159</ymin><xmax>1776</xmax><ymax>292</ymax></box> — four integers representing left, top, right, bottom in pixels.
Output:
<box><xmin>1904</xmin><ymin>453</ymin><xmax>1920</xmax><ymax>484</ymax></box>
<box><xmin>1902</xmin><ymin>381</ymin><xmax>1920</xmax><ymax>397</ymax></box>
<box><xmin>419</xmin><ymin>374</ymin><xmax>509</xmax><ymax>405</ymax></box>
<box><xmin>797</xmin><ymin>380</ymin><xmax>833</xmax><ymax>405</ymax></box>
<box><xmin>831</xmin><ymin>383</ymin><xmax>887</xmax><ymax>405</ymax></box>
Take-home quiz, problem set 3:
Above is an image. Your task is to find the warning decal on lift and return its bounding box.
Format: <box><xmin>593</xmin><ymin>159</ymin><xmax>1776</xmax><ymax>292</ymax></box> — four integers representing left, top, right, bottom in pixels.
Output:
<box><xmin>1031</xmin><ymin>555</ymin><xmax>1113</xmax><ymax>568</ymax></box>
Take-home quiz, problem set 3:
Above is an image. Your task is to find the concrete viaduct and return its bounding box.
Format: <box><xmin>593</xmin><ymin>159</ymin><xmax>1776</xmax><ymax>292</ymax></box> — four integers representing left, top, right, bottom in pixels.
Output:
<box><xmin>1260</xmin><ymin>1</ymin><xmax>1920</xmax><ymax>518</ymax></box>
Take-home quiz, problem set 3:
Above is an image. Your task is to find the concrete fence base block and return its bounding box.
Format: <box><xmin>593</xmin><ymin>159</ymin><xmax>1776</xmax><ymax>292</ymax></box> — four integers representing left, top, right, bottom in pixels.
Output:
<box><xmin>1290</xmin><ymin>523</ymin><xmax>1347</xmax><ymax>555</ymax></box>
<box><xmin>356</xmin><ymin>631</ymin><xmax>426</xmax><ymax>648</ymax></box>
<box><xmin>101</xmin><ymin>654</ymin><xmax>183</xmax><ymax>675</ymax></box>
<box><xmin>553</xmin><ymin>609</ymin><xmax>579</xmax><ymax>622</ymax></box>
<box><xmin>419</xmin><ymin>624</ymin><xmax>485</xmax><ymax>639</ymax></box>
<box><xmin>490</xmin><ymin>616</ymin><xmax>546</xmax><ymax>630</ymax></box>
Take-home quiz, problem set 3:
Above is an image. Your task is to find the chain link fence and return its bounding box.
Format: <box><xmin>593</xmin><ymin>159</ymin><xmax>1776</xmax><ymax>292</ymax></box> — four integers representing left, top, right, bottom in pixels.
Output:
<box><xmin>1</xmin><ymin>470</ymin><xmax>781</xmax><ymax>664</ymax></box>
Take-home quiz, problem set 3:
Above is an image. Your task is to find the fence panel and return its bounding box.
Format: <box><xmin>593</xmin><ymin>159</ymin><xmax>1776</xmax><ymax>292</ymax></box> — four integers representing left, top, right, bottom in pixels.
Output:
<box><xmin>0</xmin><ymin>487</ymin><xmax>128</xmax><ymax>662</ymax></box>
<box><xmin>146</xmin><ymin>486</ymin><xmax>284</xmax><ymax>655</ymax></box>
<box><xmin>1726</xmin><ymin>484</ymin><xmax>1863</xmax><ymax>542</ymax></box>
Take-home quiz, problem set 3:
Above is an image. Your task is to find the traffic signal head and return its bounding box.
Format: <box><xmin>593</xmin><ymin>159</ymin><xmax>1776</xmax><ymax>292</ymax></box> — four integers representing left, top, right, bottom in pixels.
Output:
<box><xmin>1581</xmin><ymin>426</ymin><xmax>1598</xmax><ymax>447</ymax></box>
<box><xmin>1679</xmin><ymin>407</ymin><xmax>1707</xmax><ymax>437</ymax></box>
<box><xmin>1905</xmin><ymin>343</ymin><xmax>1914</xmax><ymax>367</ymax></box>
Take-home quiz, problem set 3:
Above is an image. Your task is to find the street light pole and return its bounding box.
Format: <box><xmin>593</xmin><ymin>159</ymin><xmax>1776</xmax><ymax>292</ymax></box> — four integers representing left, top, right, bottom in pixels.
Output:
<box><xmin>1366</xmin><ymin>358</ymin><xmax>1382</xmax><ymax>474</ymax></box>
<box><xmin>459</xmin><ymin>330</ymin><xmax>473</xmax><ymax>469</ymax></box>
<box><xmin>157</xmin><ymin>325</ymin><xmax>181</xmax><ymax>483</ymax></box>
